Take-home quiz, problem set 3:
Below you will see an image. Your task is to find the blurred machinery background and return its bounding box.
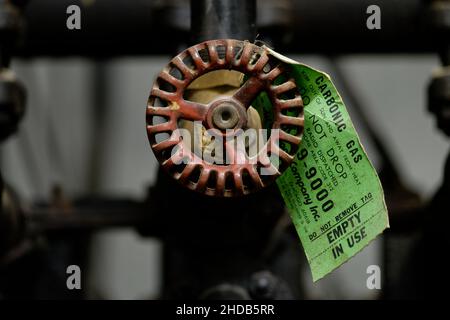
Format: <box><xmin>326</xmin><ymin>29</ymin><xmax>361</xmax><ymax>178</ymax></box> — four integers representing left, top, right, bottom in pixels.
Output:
<box><xmin>0</xmin><ymin>0</ymin><xmax>449</xmax><ymax>299</ymax></box>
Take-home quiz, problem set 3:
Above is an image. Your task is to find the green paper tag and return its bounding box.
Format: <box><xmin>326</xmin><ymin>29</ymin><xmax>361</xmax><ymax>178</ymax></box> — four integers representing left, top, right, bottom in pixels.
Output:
<box><xmin>258</xmin><ymin>49</ymin><xmax>389</xmax><ymax>281</ymax></box>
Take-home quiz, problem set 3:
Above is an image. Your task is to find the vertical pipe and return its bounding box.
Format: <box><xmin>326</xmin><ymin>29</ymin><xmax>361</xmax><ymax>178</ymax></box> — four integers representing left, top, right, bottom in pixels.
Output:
<box><xmin>190</xmin><ymin>0</ymin><xmax>256</xmax><ymax>43</ymax></box>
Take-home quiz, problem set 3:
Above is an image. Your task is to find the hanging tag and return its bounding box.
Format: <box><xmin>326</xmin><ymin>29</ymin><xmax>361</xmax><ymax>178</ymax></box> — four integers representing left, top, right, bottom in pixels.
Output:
<box><xmin>255</xmin><ymin>48</ymin><xmax>389</xmax><ymax>281</ymax></box>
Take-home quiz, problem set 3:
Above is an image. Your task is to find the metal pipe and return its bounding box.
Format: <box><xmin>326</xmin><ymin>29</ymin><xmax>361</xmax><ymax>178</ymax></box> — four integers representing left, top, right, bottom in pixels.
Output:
<box><xmin>190</xmin><ymin>0</ymin><xmax>256</xmax><ymax>43</ymax></box>
<box><xmin>14</xmin><ymin>0</ymin><xmax>435</xmax><ymax>58</ymax></box>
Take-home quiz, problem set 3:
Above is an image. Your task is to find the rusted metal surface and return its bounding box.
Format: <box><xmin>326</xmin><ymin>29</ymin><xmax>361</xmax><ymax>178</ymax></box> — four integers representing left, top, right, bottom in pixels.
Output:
<box><xmin>146</xmin><ymin>39</ymin><xmax>304</xmax><ymax>197</ymax></box>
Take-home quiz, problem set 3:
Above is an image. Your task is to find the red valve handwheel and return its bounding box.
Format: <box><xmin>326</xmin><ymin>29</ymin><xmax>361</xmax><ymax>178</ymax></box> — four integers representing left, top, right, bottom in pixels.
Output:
<box><xmin>146</xmin><ymin>39</ymin><xmax>304</xmax><ymax>197</ymax></box>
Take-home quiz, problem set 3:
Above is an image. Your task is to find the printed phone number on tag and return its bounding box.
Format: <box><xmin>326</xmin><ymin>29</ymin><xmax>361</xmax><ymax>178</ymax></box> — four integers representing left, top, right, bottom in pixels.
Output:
<box><xmin>292</xmin><ymin>135</ymin><xmax>368</xmax><ymax>239</ymax></box>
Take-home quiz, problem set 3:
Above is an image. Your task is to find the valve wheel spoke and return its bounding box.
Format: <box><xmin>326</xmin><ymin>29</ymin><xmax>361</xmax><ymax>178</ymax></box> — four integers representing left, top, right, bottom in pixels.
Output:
<box><xmin>232</xmin><ymin>76</ymin><xmax>266</xmax><ymax>107</ymax></box>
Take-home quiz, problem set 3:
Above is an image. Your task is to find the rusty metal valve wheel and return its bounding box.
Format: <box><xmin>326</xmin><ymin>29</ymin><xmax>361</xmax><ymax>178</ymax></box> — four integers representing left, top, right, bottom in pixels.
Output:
<box><xmin>146</xmin><ymin>39</ymin><xmax>304</xmax><ymax>197</ymax></box>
